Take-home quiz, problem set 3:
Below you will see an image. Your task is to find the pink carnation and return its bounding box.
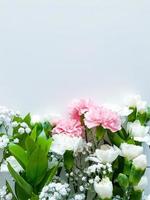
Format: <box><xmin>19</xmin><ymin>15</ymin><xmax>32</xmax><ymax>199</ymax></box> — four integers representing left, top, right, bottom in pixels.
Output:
<box><xmin>69</xmin><ymin>99</ymin><xmax>95</xmax><ymax>120</ymax></box>
<box><xmin>84</xmin><ymin>106</ymin><xmax>121</xmax><ymax>132</ymax></box>
<box><xmin>52</xmin><ymin>119</ymin><xmax>84</xmax><ymax>137</ymax></box>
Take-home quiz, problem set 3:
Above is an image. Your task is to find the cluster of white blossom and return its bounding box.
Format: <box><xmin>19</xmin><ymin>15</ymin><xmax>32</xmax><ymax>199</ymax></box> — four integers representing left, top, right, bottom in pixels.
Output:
<box><xmin>12</xmin><ymin>121</ymin><xmax>31</xmax><ymax>134</ymax></box>
<box><xmin>0</xmin><ymin>135</ymin><xmax>9</xmax><ymax>149</ymax></box>
<box><xmin>0</xmin><ymin>106</ymin><xmax>17</xmax><ymax>129</ymax></box>
<box><xmin>39</xmin><ymin>182</ymin><xmax>70</xmax><ymax>200</ymax></box>
<box><xmin>0</xmin><ymin>186</ymin><xmax>12</xmax><ymax>200</ymax></box>
<box><xmin>69</xmin><ymin>193</ymin><xmax>85</xmax><ymax>200</ymax></box>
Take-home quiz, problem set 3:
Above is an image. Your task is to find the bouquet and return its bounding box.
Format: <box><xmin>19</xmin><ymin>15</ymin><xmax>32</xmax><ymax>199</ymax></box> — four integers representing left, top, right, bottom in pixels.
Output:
<box><xmin>0</xmin><ymin>95</ymin><xmax>150</xmax><ymax>200</ymax></box>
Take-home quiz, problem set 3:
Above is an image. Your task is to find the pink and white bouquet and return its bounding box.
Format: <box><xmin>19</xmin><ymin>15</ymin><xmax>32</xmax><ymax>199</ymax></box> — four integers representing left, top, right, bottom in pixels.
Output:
<box><xmin>0</xmin><ymin>95</ymin><xmax>150</xmax><ymax>200</ymax></box>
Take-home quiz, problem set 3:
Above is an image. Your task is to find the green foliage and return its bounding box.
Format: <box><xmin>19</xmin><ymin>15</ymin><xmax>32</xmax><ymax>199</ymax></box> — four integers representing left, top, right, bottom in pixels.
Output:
<box><xmin>117</xmin><ymin>173</ymin><xmax>129</xmax><ymax>189</ymax></box>
<box><xmin>96</xmin><ymin>126</ymin><xmax>106</xmax><ymax>141</ymax></box>
<box><xmin>7</xmin><ymin>122</ymin><xmax>58</xmax><ymax>200</ymax></box>
<box><xmin>64</xmin><ymin>150</ymin><xmax>74</xmax><ymax>171</ymax></box>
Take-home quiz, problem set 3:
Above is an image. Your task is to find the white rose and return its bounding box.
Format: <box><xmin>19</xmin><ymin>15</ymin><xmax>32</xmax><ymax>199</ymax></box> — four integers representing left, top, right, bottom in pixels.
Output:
<box><xmin>51</xmin><ymin>134</ymin><xmax>86</xmax><ymax>155</ymax></box>
<box><xmin>127</xmin><ymin>120</ymin><xmax>150</xmax><ymax>145</ymax></box>
<box><xmin>134</xmin><ymin>175</ymin><xmax>148</xmax><ymax>191</ymax></box>
<box><xmin>94</xmin><ymin>177</ymin><xmax>113</xmax><ymax>199</ymax></box>
<box><xmin>132</xmin><ymin>154</ymin><xmax>147</xmax><ymax>170</ymax></box>
<box><xmin>95</xmin><ymin>145</ymin><xmax>120</xmax><ymax>164</ymax></box>
<box><xmin>120</xmin><ymin>143</ymin><xmax>143</xmax><ymax>160</ymax></box>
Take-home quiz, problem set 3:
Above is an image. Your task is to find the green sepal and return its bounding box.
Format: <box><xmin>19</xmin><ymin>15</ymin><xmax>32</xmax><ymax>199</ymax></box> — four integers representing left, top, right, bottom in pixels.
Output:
<box><xmin>129</xmin><ymin>165</ymin><xmax>145</xmax><ymax>185</ymax></box>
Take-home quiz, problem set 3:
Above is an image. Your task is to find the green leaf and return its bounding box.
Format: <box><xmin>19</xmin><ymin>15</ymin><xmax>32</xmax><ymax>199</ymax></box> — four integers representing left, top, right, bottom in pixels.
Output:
<box><xmin>64</xmin><ymin>150</ymin><xmax>74</xmax><ymax>171</ymax></box>
<box><xmin>8</xmin><ymin>162</ymin><xmax>33</xmax><ymax>196</ymax></box>
<box><xmin>9</xmin><ymin>143</ymin><xmax>28</xmax><ymax>169</ymax></box>
<box><xmin>117</xmin><ymin>173</ymin><xmax>129</xmax><ymax>189</ymax></box>
<box><xmin>128</xmin><ymin>108</ymin><xmax>137</xmax><ymax>122</ymax></box>
<box><xmin>130</xmin><ymin>190</ymin><xmax>142</xmax><ymax>200</ymax></box>
<box><xmin>15</xmin><ymin>183</ymin><xmax>30</xmax><ymax>200</ymax></box>
<box><xmin>26</xmin><ymin>146</ymin><xmax>48</xmax><ymax>185</ymax></box>
<box><xmin>136</xmin><ymin>112</ymin><xmax>147</xmax><ymax>125</ymax></box>
<box><xmin>43</xmin><ymin>121</ymin><xmax>53</xmax><ymax>137</ymax></box>
<box><xmin>45</xmin><ymin>165</ymin><xmax>58</xmax><ymax>185</ymax></box>
<box><xmin>108</xmin><ymin>131</ymin><xmax>124</xmax><ymax>147</ymax></box>
<box><xmin>30</xmin><ymin>126</ymin><xmax>37</xmax><ymax>141</ymax></box>
<box><xmin>25</xmin><ymin>136</ymin><xmax>36</xmax><ymax>156</ymax></box>
<box><xmin>24</xmin><ymin>113</ymin><xmax>31</xmax><ymax>126</ymax></box>
<box><xmin>37</xmin><ymin>135</ymin><xmax>52</xmax><ymax>155</ymax></box>
<box><xmin>129</xmin><ymin>165</ymin><xmax>145</xmax><ymax>185</ymax></box>
<box><xmin>96</xmin><ymin>126</ymin><xmax>106</xmax><ymax>141</ymax></box>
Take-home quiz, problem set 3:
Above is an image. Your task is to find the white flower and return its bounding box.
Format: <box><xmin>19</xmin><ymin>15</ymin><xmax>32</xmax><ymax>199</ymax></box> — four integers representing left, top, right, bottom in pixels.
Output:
<box><xmin>127</xmin><ymin>120</ymin><xmax>150</xmax><ymax>145</ymax></box>
<box><xmin>13</xmin><ymin>138</ymin><xmax>19</xmax><ymax>143</ymax></box>
<box><xmin>134</xmin><ymin>175</ymin><xmax>148</xmax><ymax>191</ymax></box>
<box><xmin>132</xmin><ymin>154</ymin><xmax>147</xmax><ymax>170</ymax></box>
<box><xmin>95</xmin><ymin>145</ymin><xmax>120</xmax><ymax>164</ymax></box>
<box><xmin>94</xmin><ymin>177</ymin><xmax>113</xmax><ymax>199</ymax></box>
<box><xmin>0</xmin><ymin>135</ymin><xmax>9</xmax><ymax>149</ymax></box>
<box><xmin>20</xmin><ymin>122</ymin><xmax>28</xmax><ymax>128</ymax></box>
<box><xmin>6</xmin><ymin>156</ymin><xmax>23</xmax><ymax>172</ymax></box>
<box><xmin>18</xmin><ymin>127</ymin><xmax>25</xmax><ymax>134</ymax></box>
<box><xmin>0</xmin><ymin>185</ymin><xmax>13</xmax><ymax>200</ymax></box>
<box><xmin>51</xmin><ymin>134</ymin><xmax>86</xmax><ymax>155</ymax></box>
<box><xmin>125</xmin><ymin>95</ymin><xmax>147</xmax><ymax>113</ymax></box>
<box><xmin>12</xmin><ymin>121</ymin><xmax>18</xmax><ymax>128</ymax></box>
<box><xmin>25</xmin><ymin>127</ymin><xmax>31</xmax><ymax>134</ymax></box>
<box><xmin>120</xmin><ymin>143</ymin><xmax>143</xmax><ymax>160</ymax></box>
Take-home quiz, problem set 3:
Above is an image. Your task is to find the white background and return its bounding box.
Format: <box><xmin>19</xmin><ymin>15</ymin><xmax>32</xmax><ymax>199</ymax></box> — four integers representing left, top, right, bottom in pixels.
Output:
<box><xmin>0</xmin><ymin>0</ymin><xmax>150</xmax><ymax>194</ymax></box>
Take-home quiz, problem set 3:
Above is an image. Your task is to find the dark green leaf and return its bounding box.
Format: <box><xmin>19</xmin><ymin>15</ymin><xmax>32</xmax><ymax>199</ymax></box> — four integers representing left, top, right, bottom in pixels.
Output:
<box><xmin>117</xmin><ymin>173</ymin><xmax>129</xmax><ymax>189</ymax></box>
<box><xmin>64</xmin><ymin>150</ymin><xmax>74</xmax><ymax>171</ymax></box>
<box><xmin>96</xmin><ymin>126</ymin><xmax>106</xmax><ymax>141</ymax></box>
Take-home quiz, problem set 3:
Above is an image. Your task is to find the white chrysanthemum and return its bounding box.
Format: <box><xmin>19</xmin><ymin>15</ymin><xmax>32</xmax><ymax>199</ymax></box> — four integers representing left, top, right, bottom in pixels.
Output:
<box><xmin>95</xmin><ymin>145</ymin><xmax>121</xmax><ymax>164</ymax></box>
<box><xmin>94</xmin><ymin>177</ymin><xmax>113</xmax><ymax>199</ymax></box>
<box><xmin>134</xmin><ymin>175</ymin><xmax>148</xmax><ymax>191</ymax></box>
<box><xmin>125</xmin><ymin>95</ymin><xmax>147</xmax><ymax>113</ymax></box>
<box><xmin>0</xmin><ymin>135</ymin><xmax>9</xmax><ymax>149</ymax></box>
<box><xmin>6</xmin><ymin>156</ymin><xmax>23</xmax><ymax>172</ymax></box>
<box><xmin>132</xmin><ymin>154</ymin><xmax>147</xmax><ymax>170</ymax></box>
<box><xmin>120</xmin><ymin>143</ymin><xmax>143</xmax><ymax>160</ymax></box>
<box><xmin>51</xmin><ymin>134</ymin><xmax>86</xmax><ymax>155</ymax></box>
<box><xmin>127</xmin><ymin>120</ymin><xmax>150</xmax><ymax>145</ymax></box>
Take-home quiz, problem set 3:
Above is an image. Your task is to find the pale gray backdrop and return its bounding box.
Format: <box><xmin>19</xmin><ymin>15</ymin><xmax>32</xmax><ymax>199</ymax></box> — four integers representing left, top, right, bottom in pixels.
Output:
<box><xmin>0</xmin><ymin>0</ymin><xmax>150</xmax><ymax>194</ymax></box>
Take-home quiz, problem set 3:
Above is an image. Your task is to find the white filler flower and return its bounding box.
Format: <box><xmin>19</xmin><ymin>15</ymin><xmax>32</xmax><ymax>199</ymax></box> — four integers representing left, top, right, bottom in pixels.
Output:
<box><xmin>51</xmin><ymin>134</ymin><xmax>86</xmax><ymax>155</ymax></box>
<box><xmin>94</xmin><ymin>177</ymin><xmax>113</xmax><ymax>199</ymax></box>
<box><xmin>0</xmin><ymin>135</ymin><xmax>9</xmax><ymax>149</ymax></box>
<box><xmin>95</xmin><ymin>144</ymin><xmax>121</xmax><ymax>164</ymax></box>
<box><xmin>120</xmin><ymin>143</ymin><xmax>143</xmax><ymax>160</ymax></box>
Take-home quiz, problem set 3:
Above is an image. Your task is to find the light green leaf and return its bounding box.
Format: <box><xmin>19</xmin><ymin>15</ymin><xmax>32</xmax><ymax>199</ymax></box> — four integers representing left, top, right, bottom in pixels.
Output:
<box><xmin>9</xmin><ymin>143</ymin><xmax>28</xmax><ymax>169</ymax></box>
